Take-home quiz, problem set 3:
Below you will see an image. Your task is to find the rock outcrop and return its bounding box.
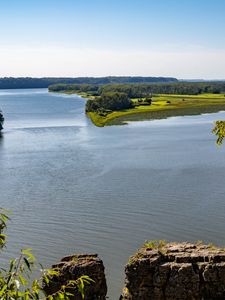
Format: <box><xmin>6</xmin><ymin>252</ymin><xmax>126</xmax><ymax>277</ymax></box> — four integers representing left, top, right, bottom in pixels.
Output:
<box><xmin>121</xmin><ymin>241</ymin><xmax>225</xmax><ymax>300</ymax></box>
<box><xmin>44</xmin><ymin>254</ymin><xmax>107</xmax><ymax>300</ymax></box>
<box><xmin>43</xmin><ymin>242</ymin><xmax>225</xmax><ymax>300</ymax></box>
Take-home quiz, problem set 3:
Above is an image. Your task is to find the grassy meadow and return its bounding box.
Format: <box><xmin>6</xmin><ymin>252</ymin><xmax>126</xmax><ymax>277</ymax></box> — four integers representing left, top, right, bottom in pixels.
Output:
<box><xmin>87</xmin><ymin>93</ymin><xmax>225</xmax><ymax>127</ymax></box>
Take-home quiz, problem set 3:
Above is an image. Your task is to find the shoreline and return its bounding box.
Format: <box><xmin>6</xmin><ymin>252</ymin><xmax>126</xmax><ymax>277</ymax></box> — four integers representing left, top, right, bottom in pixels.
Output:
<box><xmin>49</xmin><ymin>90</ymin><xmax>225</xmax><ymax>127</ymax></box>
<box><xmin>88</xmin><ymin>103</ymin><xmax>225</xmax><ymax>127</ymax></box>
<box><xmin>105</xmin><ymin>104</ymin><xmax>225</xmax><ymax>126</ymax></box>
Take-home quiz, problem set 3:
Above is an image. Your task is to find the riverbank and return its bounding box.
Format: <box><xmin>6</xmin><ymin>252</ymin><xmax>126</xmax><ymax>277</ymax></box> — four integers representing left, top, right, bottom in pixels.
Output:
<box><xmin>87</xmin><ymin>93</ymin><xmax>225</xmax><ymax>126</ymax></box>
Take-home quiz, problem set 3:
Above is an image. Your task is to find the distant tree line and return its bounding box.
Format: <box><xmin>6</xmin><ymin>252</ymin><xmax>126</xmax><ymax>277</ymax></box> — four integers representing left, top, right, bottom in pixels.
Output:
<box><xmin>49</xmin><ymin>83</ymin><xmax>99</xmax><ymax>94</ymax></box>
<box><xmin>0</xmin><ymin>76</ymin><xmax>178</xmax><ymax>89</ymax></box>
<box><xmin>99</xmin><ymin>82</ymin><xmax>225</xmax><ymax>97</ymax></box>
<box><xmin>0</xmin><ymin>78</ymin><xmax>76</xmax><ymax>89</ymax></box>
<box><xmin>49</xmin><ymin>81</ymin><xmax>225</xmax><ymax>98</ymax></box>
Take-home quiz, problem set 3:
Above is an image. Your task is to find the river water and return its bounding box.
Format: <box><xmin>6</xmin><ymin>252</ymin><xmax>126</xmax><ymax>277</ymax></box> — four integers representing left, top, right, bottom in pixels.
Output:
<box><xmin>1</xmin><ymin>88</ymin><xmax>225</xmax><ymax>298</ymax></box>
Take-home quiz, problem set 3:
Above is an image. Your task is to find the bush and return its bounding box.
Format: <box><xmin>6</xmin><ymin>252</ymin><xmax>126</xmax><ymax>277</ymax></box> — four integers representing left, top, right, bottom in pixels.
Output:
<box><xmin>145</xmin><ymin>98</ymin><xmax>152</xmax><ymax>104</ymax></box>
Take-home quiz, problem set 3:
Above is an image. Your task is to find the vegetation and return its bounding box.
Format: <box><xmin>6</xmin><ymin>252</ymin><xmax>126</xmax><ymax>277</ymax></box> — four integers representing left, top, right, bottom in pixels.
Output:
<box><xmin>0</xmin><ymin>208</ymin><xmax>92</xmax><ymax>299</ymax></box>
<box><xmin>48</xmin><ymin>81</ymin><xmax>225</xmax><ymax>127</ymax></box>
<box><xmin>212</xmin><ymin>121</ymin><xmax>225</xmax><ymax>145</ymax></box>
<box><xmin>86</xmin><ymin>93</ymin><xmax>225</xmax><ymax>127</ymax></box>
<box><xmin>49</xmin><ymin>81</ymin><xmax>225</xmax><ymax>97</ymax></box>
<box><xmin>86</xmin><ymin>92</ymin><xmax>132</xmax><ymax>113</ymax></box>
<box><xmin>99</xmin><ymin>82</ymin><xmax>225</xmax><ymax>96</ymax></box>
<box><xmin>0</xmin><ymin>77</ymin><xmax>177</xmax><ymax>89</ymax></box>
<box><xmin>128</xmin><ymin>240</ymin><xmax>167</xmax><ymax>265</ymax></box>
<box><xmin>144</xmin><ymin>240</ymin><xmax>167</xmax><ymax>250</ymax></box>
<box><xmin>49</xmin><ymin>84</ymin><xmax>99</xmax><ymax>94</ymax></box>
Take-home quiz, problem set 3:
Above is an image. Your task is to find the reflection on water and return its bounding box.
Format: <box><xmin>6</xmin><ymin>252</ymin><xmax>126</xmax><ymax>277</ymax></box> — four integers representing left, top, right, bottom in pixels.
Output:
<box><xmin>0</xmin><ymin>89</ymin><xmax>225</xmax><ymax>299</ymax></box>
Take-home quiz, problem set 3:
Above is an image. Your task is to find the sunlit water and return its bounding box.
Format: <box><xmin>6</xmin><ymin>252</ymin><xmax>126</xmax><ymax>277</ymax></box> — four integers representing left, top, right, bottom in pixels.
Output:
<box><xmin>1</xmin><ymin>89</ymin><xmax>225</xmax><ymax>299</ymax></box>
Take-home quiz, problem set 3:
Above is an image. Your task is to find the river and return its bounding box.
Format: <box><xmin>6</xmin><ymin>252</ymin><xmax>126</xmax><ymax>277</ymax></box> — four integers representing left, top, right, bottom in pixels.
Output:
<box><xmin>1</xmin><ymin>88</ymin><xmax>225</xmax><ymax>298</ymax></box>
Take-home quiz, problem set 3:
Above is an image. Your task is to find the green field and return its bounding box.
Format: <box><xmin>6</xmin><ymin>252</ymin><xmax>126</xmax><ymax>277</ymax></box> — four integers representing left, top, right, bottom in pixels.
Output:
<box><xmin>87</xmin><ymin>94</ymin><xmax>225</xmax><ymax>127</ymax></box>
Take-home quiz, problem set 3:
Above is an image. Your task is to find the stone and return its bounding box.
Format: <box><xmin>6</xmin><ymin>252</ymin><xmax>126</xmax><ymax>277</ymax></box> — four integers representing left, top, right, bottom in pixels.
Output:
<box><xmin>121</xmin><ymin>242</ymin><xmax>225</xmax><ymax>300</ymax></box>
<box><xmin>43</xmin><ymin>253</ymin><xmax>107</xmax><ymax>300</ymax></box>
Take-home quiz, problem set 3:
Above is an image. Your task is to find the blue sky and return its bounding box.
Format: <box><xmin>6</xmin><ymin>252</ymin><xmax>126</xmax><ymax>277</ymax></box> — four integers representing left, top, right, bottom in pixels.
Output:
<box><xmin>0</xmin><ymin>0</ymin><xmax>225</xmax><ymax>78</ymax></box>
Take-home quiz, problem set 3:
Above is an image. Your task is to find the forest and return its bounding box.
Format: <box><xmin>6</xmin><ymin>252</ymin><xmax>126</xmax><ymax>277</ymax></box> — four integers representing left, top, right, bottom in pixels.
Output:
<box><xmin>0</xmin><ymin>76</ymin><xmax>177</xmax><ymax>89</ymax></box>
<box><xmin>49</xmin><ymin>81</ymin><xmax>225</xmax><ymax>97</ymax></box>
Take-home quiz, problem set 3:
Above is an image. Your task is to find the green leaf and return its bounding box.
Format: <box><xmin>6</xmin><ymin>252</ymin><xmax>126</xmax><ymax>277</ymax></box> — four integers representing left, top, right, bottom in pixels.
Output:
<box><xmin>18</xmin><ymin>273</ymin><xmax>28</xmax><ymax>286</ymax></box>
<box><xmin>21</xmin><ymin>248</ymin><xmax>35</xmax><ymax>261</ymax></box>
<box><xmin>23</xmin><ymin>257</ymin><xmax>31</xmax><ymax>271</ymax></box>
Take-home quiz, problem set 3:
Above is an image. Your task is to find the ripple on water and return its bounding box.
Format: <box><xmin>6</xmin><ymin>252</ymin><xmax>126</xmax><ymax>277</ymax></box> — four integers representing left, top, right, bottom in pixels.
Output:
<box><xmin>1</xmin><ymin>89</ymin><xmax>225</xmax><ymax>299</ymax></box>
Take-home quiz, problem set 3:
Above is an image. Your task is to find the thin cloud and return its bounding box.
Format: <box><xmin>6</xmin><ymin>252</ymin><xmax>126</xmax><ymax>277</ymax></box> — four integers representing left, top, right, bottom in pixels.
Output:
<box><xmin>0</xmin><ymin>46</ymin><xmax>225</xmax><ymax>79</ymax></box>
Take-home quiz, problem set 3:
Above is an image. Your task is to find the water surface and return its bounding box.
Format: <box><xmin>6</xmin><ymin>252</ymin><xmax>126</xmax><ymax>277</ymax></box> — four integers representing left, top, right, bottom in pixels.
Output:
<box><xmin>1</xmin><ymin>89</ymin><xmax>225</xmax><ymax>299</ymax></box>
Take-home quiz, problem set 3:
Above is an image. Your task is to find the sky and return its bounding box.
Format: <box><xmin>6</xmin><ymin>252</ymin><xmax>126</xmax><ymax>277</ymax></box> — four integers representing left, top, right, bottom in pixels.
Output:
<box><xmin>0</xmin><ymin>0</ymin><xmax>225</xmax><ymax>79</ymax></box>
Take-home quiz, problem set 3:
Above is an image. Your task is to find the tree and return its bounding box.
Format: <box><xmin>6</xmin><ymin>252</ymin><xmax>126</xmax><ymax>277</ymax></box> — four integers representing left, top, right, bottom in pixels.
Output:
<box><xmin>85</xmin><ymin>92</ymin><xmax>133</xmax><ymax>113</ymax></box>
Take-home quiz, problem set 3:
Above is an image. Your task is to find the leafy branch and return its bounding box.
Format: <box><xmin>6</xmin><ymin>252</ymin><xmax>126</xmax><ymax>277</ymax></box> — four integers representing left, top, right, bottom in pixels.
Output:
<box><xmin>212</xmin><ymin>121</ymin><xmax>225</xmax><ymax>145</ymax></box>
<box><xmin>0</xmin><ymin>208</ymin><xmax>92</xmax><ymax>299</ymax></box>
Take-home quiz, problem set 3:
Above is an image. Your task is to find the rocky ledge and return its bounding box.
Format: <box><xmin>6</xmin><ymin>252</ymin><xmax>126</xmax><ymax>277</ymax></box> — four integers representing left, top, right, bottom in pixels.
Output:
<box><xmin>121</xmin><ymin>241</ymin><xmax>225</xmax><ymax>300</ymax></box>
<box><xmin>43</xmin><ymin>242</ymin><xmax>225</xmax><ymax>300</ymax></box>
<box><xmin>44</xmin><ymin>253</ymin><xmax>107</xmax><ymax>300</ymax></box>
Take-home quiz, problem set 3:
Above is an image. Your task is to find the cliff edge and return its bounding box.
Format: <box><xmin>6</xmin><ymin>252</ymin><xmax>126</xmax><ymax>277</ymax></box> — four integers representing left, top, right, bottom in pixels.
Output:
<box><xmin>121</xmin><ymin>241</ymin><xmax>225</xmax><ymax>300</ymax></box>
<box><xmin>44</xmin><ymin>253</ymin><xmax>107</xmax><ymax>300</ymax></box>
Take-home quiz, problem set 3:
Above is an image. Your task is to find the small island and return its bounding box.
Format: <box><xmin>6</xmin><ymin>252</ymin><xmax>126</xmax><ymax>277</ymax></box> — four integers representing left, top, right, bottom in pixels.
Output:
<box><xmin>49</xmin><ymin>81</ymin><xmax>225</xmax><ymax>127</ymax></box>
